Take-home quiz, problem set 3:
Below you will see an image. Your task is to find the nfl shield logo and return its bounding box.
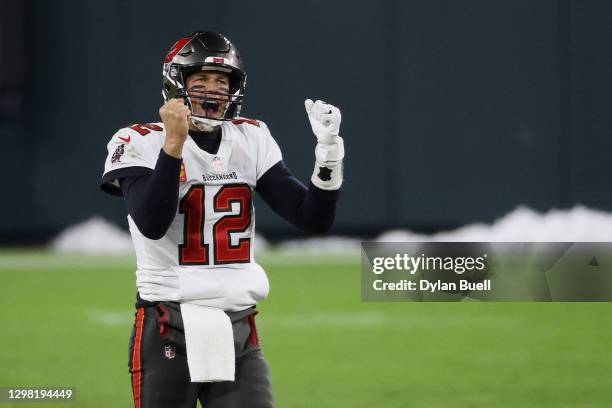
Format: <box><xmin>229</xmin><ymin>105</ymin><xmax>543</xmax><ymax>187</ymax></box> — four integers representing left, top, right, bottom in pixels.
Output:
<box><xmin>164</xmin><ymin>345</ymin><xmax>176</xmax><ymax>360</ymax></box>
<box><xmin>212</xmin><ymin>156</ymin><xmax>224</xmax><ymax>170</ymax></box>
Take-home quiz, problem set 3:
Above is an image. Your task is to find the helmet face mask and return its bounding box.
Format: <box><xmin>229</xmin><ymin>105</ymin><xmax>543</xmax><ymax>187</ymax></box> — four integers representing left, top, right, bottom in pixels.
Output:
<box><xmin>162</xmin><ymin>31</ymin><xmax>247</xmax><ymax>128</ymax></box>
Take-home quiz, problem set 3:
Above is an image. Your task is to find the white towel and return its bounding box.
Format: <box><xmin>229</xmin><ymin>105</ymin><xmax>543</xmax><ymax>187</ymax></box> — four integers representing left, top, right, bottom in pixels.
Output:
<box><xmin>180</xmin><ymin>303</ymin><xmax>235</xmax><ymax>382</ymax></box>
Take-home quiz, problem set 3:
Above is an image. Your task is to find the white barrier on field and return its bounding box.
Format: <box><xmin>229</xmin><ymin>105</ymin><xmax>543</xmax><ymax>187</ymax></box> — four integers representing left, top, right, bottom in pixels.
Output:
<box><xmin>51</xmin><ymin>206</ymin><xmax>612</xmax><ymax>254</ymax></box>
<box><xmin>378</xmin><ymin>205</ymin><xmax>612</xmax><ymax>242</ymax></box>
<box><xmin>51</xmin><ymin>216</ymin><xmax>134</xmax><ymax>254</ymax></box>
<box><xmin>50</xmin><ymin>217</ymin><xmax>270</xmax><ymax>254</ymax></box>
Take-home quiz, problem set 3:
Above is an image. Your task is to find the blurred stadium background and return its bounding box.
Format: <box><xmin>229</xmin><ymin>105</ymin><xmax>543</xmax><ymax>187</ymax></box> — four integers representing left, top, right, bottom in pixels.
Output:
<box><xmin>2</xmin><ymin>0</ymin><xmax>612</xmax><ymax>407</ymax></box>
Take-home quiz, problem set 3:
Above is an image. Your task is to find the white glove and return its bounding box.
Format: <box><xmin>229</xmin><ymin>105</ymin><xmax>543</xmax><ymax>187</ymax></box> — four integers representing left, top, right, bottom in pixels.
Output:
<box><xmin>305</xmin><ymin>99</ymin><xmax>344</xmax><ymax>190</ymax></box>
<box><xmin>304</xmin><ymin>99</ymin><xmax>341</xmax><ymax>144</ymax></box>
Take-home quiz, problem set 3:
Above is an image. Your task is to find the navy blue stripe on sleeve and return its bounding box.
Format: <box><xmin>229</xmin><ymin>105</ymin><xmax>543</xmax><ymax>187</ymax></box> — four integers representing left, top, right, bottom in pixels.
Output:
<box><xmin>119</xmin><ymin>149</ymin><xmax>182</xmax><ymax>240</ymax></box>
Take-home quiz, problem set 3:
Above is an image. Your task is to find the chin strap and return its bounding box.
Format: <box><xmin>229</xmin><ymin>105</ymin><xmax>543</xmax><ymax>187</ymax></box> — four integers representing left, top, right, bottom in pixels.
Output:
<box><xmin>191</xmin><ymin>116</ymin><xmax>222</xmax><ymax>132</ymax></box>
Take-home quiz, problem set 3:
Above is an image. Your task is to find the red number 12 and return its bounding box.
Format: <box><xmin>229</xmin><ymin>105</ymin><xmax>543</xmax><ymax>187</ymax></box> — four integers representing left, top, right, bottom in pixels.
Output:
<box><xmin>179</xmin><ymin>184</ymin><xmax>252</xmax><ymax>265</ymax></box>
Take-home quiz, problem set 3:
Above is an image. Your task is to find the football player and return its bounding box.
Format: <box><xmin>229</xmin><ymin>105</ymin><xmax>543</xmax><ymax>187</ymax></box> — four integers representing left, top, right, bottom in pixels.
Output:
<box><xmin>100</xmin><ymin>31</ymin><xmax>343</xmax><ymax>408</ymax></box>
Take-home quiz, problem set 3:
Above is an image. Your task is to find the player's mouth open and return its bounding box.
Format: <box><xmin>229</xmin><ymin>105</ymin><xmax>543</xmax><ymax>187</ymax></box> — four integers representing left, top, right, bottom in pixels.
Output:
<box><xmin>203</xmin><ymin>100</ymin><xmax>221</xmax><ymax>115</ymax></box>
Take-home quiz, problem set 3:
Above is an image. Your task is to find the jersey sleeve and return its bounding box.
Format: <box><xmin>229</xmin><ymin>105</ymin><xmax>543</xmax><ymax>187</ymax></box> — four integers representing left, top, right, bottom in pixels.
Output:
<box><xmin>100</xmin><ymin>126</ymin><xmax>162</xmax><ymax>196</ymax></box>
<box><xmin>255</xmin><ymin>121</ymin><xmax>283</xmax><ymax>181</ymax></box>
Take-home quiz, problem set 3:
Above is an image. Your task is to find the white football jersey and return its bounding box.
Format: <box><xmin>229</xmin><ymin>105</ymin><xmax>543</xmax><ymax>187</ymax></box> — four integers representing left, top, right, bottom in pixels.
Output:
<box><xmin>102</xmin><ymin>119</ymin><xmax>282</xmax><ymax>311</ymax></box>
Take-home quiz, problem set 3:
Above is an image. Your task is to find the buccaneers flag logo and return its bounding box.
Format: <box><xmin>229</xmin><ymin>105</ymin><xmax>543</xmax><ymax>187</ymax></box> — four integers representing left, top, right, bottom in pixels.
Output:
<box><xmin>164</xmin><ymin>38</ymin><xmax>191</xmax><ymax>63</ymax></box>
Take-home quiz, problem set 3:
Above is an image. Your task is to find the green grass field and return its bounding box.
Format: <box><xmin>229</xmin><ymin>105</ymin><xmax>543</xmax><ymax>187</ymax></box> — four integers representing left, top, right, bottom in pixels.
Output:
<box><xmin>1</xmin><ymin>249</ymin><xmax>612</xmax><ymax>407</ymax></box>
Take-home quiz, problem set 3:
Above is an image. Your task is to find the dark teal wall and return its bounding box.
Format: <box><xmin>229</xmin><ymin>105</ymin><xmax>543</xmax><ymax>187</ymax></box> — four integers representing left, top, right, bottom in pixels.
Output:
<box><xmin>2</xmin><ymin>0</ymin><xmax>612</xmax><ymax>240</ymax></box>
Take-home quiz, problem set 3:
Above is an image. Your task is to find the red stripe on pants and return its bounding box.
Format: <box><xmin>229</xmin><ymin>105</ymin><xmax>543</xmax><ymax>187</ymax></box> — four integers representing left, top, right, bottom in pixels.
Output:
<box><xmin>247</xmin><ymin>313</ymin><xmax>259</xmax><ymax>347</ymax></box>
<box><xmin>131</xmin><ymin>308</ymin><xmax>145</xmax><ymax>408</ymax></box>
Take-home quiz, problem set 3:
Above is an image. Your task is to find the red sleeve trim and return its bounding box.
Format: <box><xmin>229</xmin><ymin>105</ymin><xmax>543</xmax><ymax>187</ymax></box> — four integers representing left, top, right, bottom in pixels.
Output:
<box><xmin>232</xmin><ymin>118</ymin><xmax>260</xmax><ymax>127</ymax></box>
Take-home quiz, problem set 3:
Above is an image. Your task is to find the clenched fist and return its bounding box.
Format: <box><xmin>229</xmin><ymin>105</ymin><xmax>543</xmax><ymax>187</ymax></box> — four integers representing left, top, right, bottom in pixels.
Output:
<box><xmin>304</xmin><ymin>99</ymin><xmax>341</xmax><ymax>144</ymax></box>
<box><xmin>160</xmin><ymin>98</ymin><xmax>191</xmax><ymax>158</ymax></box>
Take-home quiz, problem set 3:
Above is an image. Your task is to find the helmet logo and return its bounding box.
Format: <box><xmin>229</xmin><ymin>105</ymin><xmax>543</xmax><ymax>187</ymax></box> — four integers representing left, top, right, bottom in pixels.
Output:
<box><xmin>164</xmin><ymin>38</ymin><xmax>191</xmax><ymax>63</ymax></box>
<box><xmin>213</xmin><ymin>57</ymin><xmax>224</xmax><ymax>64</ymax></box>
